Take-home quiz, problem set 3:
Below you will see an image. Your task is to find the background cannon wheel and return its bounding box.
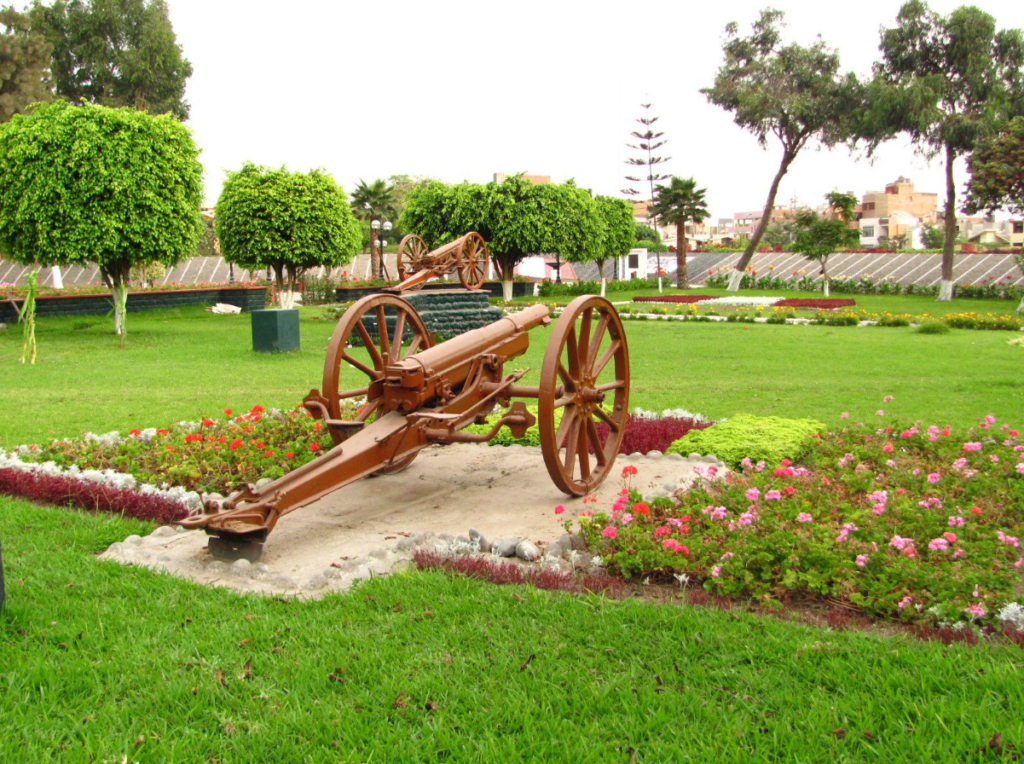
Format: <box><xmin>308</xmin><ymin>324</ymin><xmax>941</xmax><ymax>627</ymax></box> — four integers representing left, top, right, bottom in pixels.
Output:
<box><xmin>457</xmin><ymin>232</ymin><xmax>488</xmax><ymax>290</ymax></box>
<box><xmin>322</xmin><ymin>294</ymin><xmax>433</xmax><ymax>471</ymax></box>
<box><xmin>397</xmin><ymin>234</ymin><xmax>429</xmax><ymax>288</ymax></box>
<box><xmin>538</xmin><ymin>295</ymin><xmax>629</xmax><ymax>496</ymax></box>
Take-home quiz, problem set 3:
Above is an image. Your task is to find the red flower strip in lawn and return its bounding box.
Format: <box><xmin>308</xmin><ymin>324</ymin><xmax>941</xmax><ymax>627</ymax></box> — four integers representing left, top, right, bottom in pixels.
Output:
<box><xmin>0</xmin><ymin>467</ymin><xmax>189</xmax><ymax>524</ymax></box>
<box><xmin>774</xmin><ymin>299</ymin><xmax>857</xmax><ymax>309</ymax></box>
<box><xmin>633</xmin><ymin>295</ymin><xmax>716</xmax><ymax>304</ymax></box>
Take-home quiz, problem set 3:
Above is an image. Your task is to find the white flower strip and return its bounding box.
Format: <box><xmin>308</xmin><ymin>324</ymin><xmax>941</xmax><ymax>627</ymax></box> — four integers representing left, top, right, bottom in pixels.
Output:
<box><xmin>0</xmin><ymin>448</ymin><xmax>202</xmax><ymax>512</ymax></box>
<box><xmin>696</xmin><ymin>296</ymin><xmax>784</xmax><ymax>307</ymax></box>
<box><xmin>632</xmin><ymin>407</ymin><xmax>718</xmax><ymax>424</ymax></box>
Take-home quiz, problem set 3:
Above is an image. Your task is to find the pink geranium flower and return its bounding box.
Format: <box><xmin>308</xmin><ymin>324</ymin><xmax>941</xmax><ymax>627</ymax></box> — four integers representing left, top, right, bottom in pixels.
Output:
<box><xmin>744</xmin><ymin>488</ymin><xmax>760</xmax><ymax>501</ymax></box>
<box><xmin>601</xmin><ymin>526</ymin><xmax>617</xmax><ymax>539</ymax></box>
<box><xmin>926</xmin><ymin>472</ymin><xmax>940</xmax><ymax>484</ymax></box>
<box><xmin>855</xmin><ymin>554</ymin><xmax>869</xmax><ymax>568</ymax></box>
<box><xmin>554</xmin><ymin>504</ymin><xmax>565</xmax><ymax>515</ymax></box>
<box><xmin>962</xmin><ymin>442</ymin><xmax>982</xmax><ymax>452</ymax></box>
<box><xmin>796</xmin><ymin>513</ymin><xmax>814</xmax><ymax>523</ymax></box>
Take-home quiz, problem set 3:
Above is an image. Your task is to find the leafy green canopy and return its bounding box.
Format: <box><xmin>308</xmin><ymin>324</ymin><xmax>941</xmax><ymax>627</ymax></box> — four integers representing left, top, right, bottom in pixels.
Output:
<box><xmin>0</xmin><ymin>99</ymin><xmax>201</xmax><ymax>274</ymax></box>
<box><xmin>791</xmin><ymin>192</ymin><xmax>860</xmax><ymax>263</ymax></box>
<box><xmin>29</xmin><ymin>0</ymin><xmax>192</xmax><ymax>119</ymax></box>
<box><xmin>216</xmin><ymin>163</ymin><xmax>361</xmax><ymax>307</ymax></box>
<box><xmin>964</xmin><ymin>116</ymin><xmax>1024</xmax><ymax>217</ymax></box>
<box><xmin>401</xmin><ymin>176</ymin><xmax>604</xmax><ymax>284</ymax></box>
<box><xmin>867</xmin><ymin>1</ymin><xmax>1024</xmax><ymax>295</ymax></box>
<box><xmin>0</xmin><ymin>7</ymin><xmax>53</xmax><ymax>122</ymax></box>
<box><xmin>594</xmin><ymin>195</ymin><xmax>635</xmax><ymax>263</ymax></box>
<box><xmin>700</xmin><ymin>9</ymin><xmax>863</xmax><ymax>285</ymax></box>
<box><xmin>0</xmin><ymin>99</ymin><xmax>201</xmax><ymax>337</ymax></box>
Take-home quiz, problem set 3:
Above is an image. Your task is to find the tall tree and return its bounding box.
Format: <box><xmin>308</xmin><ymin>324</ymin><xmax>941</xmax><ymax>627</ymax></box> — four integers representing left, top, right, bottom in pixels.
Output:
<box><xmin>621</xmin><ymin>103</ymin><xmax>670</xmax><ymax>289</ymax></box>
<box><xmin>790</xmin><ymin>192</ymin><xmax>860</xmax><ymax>297</ymax></box>
<box><xmin>217</xmin><ymin>163</ymin><xmax>361</xmax><ymax>309</ymax></box>
<box><xmin>0</xmin><ymin>100</ymin><xmax>202</xmax><ymax>340</ymax></box>
<box><xmin>869</xmin><ymin>1</ymin><xmax>1024</xmax><ymax>301</ymax></box>
<box><xmin>594</xmin><ymin>195</ymin><xmax>635</xmax><ymax>281</ymax></box>
<box><xmin>650</xmin><ymin>177</ymin><xmax>709</xmax><ymax>289</ymax></box>
<box><xmin>701</xmin><ymin>8</ymin><xmax>863</xmax><ymax>291</ymax></box>
<box><xmin>963</xmin><ymin>115</ymin><xmax>1024</xmax><ymax>312</ymax></box>
<box><xmin>0</xmin><ymin>7</ymin><xmax>52</xmax><ymax>122</ymax></box>
<box><xmin>29</xmin><ymin>0</ymin><xmax>192</xmax><ymax>119</ymax></box>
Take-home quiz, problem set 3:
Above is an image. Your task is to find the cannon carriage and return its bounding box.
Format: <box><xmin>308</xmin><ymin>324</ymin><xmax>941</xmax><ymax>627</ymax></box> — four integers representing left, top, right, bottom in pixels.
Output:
<box><xmin>182</xmin><ymin>291</ymin><xmax>630</xmax><ymax>562</ymax></box>
<box><xmin>389</xmin><ymin>232</ymin><xmax>489</xmax><ymax>292</ymax></box>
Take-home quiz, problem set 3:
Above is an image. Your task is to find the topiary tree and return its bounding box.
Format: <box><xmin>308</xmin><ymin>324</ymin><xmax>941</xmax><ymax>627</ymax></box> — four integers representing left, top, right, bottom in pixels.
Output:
<box><xmin>595</xmin><ymin>195</ymin><xmax>636</xmax><ymax>281</ymax></box>
<box><xmin>0</xmin><ymin>100</ymin><xmax>202</xmax><ymax>340</ymax></box>
<box><xmin>402</xmin><ymin>175</ymin><xmax>603</xmax><ymax>300</ymax></box>
<box><xmin>216</xmin><ymin>163</ymin><xmax>361</xmax><ymax>309</ymax></box>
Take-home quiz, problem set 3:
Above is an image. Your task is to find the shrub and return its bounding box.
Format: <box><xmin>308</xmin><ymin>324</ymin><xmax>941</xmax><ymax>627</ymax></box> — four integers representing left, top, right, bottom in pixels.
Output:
<box><xmin>917</xmin><ymin>321</ymin><xmax>951</xmax><ymax>335</ymax></box>
<box><xmin>666</xmin><ymin>413</ymin><xmax>825</xmax><ymax>466</ymax></box>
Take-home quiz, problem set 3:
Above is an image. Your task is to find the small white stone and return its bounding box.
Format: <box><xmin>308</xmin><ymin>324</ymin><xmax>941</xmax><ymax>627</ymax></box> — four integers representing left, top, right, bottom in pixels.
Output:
<box><xmin>124</xmin><ymin>534</ymin><xmax>142</xmax><ymax>545</ymax></box>
<box><xmin>205</xmin><ymin>560</ymin><xmax>227</xmax><ymax>576</ymax></box>
<box><xmin>646</xmin><ymin>450</ymin><xmax>663</xmax><ymax>458</ymax></box>
<box><xmin>665</xmin><ymin>452</ymin><xmax>684</xmax><ymax>461</ymax></box>
<box><xmin>305</xmin><ymin>574</ymin><xmax>328</xmax><ymax>590</ymax></box>
<box><xmin>106</xmin><ymin>542</ymin><xmax>124</xmax><ymax>555</ymax></box>
<box><xmin>150</xmin><ymin>525</ymin><xmax>176</xmax><ymax>538</ymax></box>
<box><xmin>255</xmin><ymin>478</ymin><xmax>273</xmax><ymax>489</ymax></box>
<box><xmin>271</xmin><ymin>575</ymin><xmax>298</xmax><ymax>589</ymax></box>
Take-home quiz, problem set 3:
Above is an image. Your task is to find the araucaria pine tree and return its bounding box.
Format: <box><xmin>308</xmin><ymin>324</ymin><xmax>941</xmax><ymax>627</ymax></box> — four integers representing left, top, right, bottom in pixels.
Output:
<box><xmin>622</xmin><ymin>103</ymin><xmax>670</xmax><ymax>288</ymax></box>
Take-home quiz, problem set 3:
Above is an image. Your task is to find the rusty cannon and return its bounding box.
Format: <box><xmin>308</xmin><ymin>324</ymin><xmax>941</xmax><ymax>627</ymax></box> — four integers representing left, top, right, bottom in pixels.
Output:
<box><xmin>391</xmin><ymin>231</ymin><xmax>489</xmax><ymax>291</ymax></box>
<box><xmin>180</xmin><ymin>293</ymin><xmax>630</xmax><ymax>561</ymax></box>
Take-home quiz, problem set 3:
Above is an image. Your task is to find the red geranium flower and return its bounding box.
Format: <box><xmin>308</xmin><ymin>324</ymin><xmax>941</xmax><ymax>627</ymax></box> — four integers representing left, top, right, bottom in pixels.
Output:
<box><xmin>251</xmin><ymin>404</ymin><xmax>265</xmax><ymax>414</ymax></box>
<box><xmin>263</xmin><ymin>450</ymin><xmax>273</xmax><ymax>457</ymax></box>
<box><xmin>224</xmin><ymin>408</ymin><xmax>232</xmax><ymax>416</ymax></box>
<box><xmin>309</xmin><ymin>442</ymin><xmax>320</xmax><ymax>452</ymax></box>
<box><xmin>156</xmin><ymin>428</ymin><xmax>169</xmax><ymax>436</ymax></box>
<box><xmin>129</xmin><ymin>428</ymin><xmax>141</xmax><ymax>436</ymax></box>
<box><xmin>202</xmin><ymin>418</ymin><xmax>215</xmax><ymax>427</ymax></box>
<box><xmin>285</xmin><ymin>451</ymin><xmax>294</xmax><ymax>459</ymax></box>
<box><xmin>229</xmin><ymin>439</ymin><xmax>242</xmax><ymax>450</ymax></box>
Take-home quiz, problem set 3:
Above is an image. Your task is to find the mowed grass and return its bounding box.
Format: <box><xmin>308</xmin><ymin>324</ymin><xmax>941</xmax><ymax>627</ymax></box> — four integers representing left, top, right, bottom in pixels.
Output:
<box><xmin>1</xmin><ymin>304</ymin><xmax>1022</xmax><ymax>448</ymax></box>
<box><xmin>3</xmin><ymin>496</ymin><xmax>1024</xmax><ymax>763</ymax></box>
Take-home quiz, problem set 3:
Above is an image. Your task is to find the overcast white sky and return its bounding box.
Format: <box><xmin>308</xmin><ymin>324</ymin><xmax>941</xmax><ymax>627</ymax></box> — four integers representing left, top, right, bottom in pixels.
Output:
<box><xmin>153</xmin><ymin>1</ymin><xmax>1024</xmax><ymax>218</ymax></box>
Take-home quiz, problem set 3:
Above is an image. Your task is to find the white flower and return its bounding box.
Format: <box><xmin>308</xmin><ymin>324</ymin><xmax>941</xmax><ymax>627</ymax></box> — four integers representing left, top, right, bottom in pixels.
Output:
<box><xmin>699</xmin><ymin>296</ymin><xmax>783</xmax><ymax>307</ymax></box>
<box><xmin>997</xmin><ymin>602</ymin><xmax>1024</xmax><ymax>630</ymax></box>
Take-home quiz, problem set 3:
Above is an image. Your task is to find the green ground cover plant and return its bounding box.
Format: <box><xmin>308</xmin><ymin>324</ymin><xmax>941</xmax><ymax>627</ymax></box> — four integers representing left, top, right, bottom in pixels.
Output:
<box><xmin>666</xmin><ymin>413</ymin><xmax>825</xmax><ymax>466</ymax></box>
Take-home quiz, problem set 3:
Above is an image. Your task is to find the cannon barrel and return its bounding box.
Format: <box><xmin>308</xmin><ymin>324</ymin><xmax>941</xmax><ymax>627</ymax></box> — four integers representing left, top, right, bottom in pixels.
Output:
<box><xmin>391</xmin><ymin>303</ymin><xmax>551</xmax><ymax>386</ymax></box>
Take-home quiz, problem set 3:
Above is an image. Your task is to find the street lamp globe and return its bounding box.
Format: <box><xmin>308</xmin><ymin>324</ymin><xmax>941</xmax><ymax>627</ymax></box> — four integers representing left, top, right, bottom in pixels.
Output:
<box><xmin>371</xmin><ymin>219</ymin><xmax>381</xmax><ymax>231</ymax></box>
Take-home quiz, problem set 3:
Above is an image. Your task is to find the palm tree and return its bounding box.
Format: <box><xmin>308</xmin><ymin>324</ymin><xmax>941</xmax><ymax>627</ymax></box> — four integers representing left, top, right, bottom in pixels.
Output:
<box><xmin>650</xmin><ymin>177</ymin><xmax>709</xmax><ymax>289</ymax></box>
<box><xmin>350</xmin><ymin>179</ymin><xmax>397</xmax><ymax>277</ymax></box>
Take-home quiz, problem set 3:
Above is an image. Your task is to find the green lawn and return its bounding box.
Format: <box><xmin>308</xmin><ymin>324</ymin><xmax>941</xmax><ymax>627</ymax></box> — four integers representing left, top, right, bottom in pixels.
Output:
<box><xmin>1</xmin><ymin>304</ymin><xmax>1021</xmax><ymax>448</ymax></box>
<box><xmin>2</xmin><ymin>496</ymin><xmax>1023</xmax><ymax>763</ymax></box>
<box><xmin>3</xmin><ymin>301</ymin><xmax>1024</xmax><ymax>762</ymax></box>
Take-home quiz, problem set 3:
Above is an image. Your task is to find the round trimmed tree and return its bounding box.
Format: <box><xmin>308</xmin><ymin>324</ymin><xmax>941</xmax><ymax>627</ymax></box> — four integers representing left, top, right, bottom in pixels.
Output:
<box><xmin>0</xmin><ymin>100</ymin><xmax>203</xmax><ymax>338</ymax></box>
<box><xmin>216</xmin><ymin>163</ymin><xmax>361</xmax><ymax>309</ymax></box>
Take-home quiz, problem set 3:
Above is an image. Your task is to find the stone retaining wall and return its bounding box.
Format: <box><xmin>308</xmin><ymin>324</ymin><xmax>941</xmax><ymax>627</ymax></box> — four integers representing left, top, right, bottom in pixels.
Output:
<box><xmin>0</xmin><ymin>287</ymin><xmax>267</xmax><ymax>322</ymax></box>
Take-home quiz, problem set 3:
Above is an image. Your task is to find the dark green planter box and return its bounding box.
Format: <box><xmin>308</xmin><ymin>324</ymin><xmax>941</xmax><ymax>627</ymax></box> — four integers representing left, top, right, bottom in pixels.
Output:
<box><xmin>252</xmin><ymin>308</ymin><xmax>300</xmax><ymax>353</ymax></box>
<box><xmin>0</xmin><ymin>286</ymin><xmax>268</xmax><ymax>322</ymax></box>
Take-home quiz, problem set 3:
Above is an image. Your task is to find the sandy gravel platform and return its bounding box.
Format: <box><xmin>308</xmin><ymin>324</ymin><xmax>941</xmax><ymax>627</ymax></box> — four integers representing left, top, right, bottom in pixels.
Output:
<box><xmin>100</xmin><ymin>443</ymin><xmax>723</xmax><ymax>597</ymax></box>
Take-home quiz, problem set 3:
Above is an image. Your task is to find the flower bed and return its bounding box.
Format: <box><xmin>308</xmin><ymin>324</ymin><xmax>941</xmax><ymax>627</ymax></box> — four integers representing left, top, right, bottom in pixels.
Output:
<box><xmin>633</xmin><ymin>295</ymin><xmax>856</xmax><ymax>310</ymax></box>
<box><xmin>633</xmin><ymin>295</ymin><xmax>718</xmax><ymax>304</ymax></box>
<box><xmin>569</xmin><ymin>409</ymin><xmax>1024</xmax><ymax>629</ymax></box>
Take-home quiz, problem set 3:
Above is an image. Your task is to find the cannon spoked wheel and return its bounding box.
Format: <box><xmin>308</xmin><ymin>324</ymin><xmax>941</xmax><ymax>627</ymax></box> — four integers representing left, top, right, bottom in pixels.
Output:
<box><xmin>457</xmin><ymin>232</ymin><xmax>488</xmax><ymax>290</ymax></box>
<box><xmin>323</xmin><ymin>294</ymin><xmax>434</xmax><ymax>471</ymax></box>
<box><xmin>538</xmin><ymin>295</ymin><xmax>629</xmax><ymax>496</ymax></box>
<box><xmin>397</xmin><ymin>234</ymin><xmax>429</xmax><ymax>288</ymax></box>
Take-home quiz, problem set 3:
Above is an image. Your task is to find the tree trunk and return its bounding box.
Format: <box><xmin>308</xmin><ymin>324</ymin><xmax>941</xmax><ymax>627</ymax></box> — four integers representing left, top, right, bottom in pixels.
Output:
<box><xmin>50</xmin><ymin>265</ymin><xmax>63</xmax><ymax>289</ymax></box>
<box><xmin>596</xmin><ymin>259</ymin><xmax>605</xmax><ymax>281</ymax></box>
<box><xmin>938</xmin><ymin>142</ymin><xmax>957</xmax><ymax>303</ymax></box>
<box><xmin>676</xmin><ymin>222</ymin><xmax>689</xmax><ymax>289</ymax></box>
<box><xmin>102</xmin><ymin>263</ymin><xmax>131</xmax><ymax>344</ymax></box>
<box><xmin>494</xmin><ymin>255</ymin><xmax>514</xmax><ymax>301</ymax></box>
<box><xmin>273</xmin><ymin>264</ymin><xmax>294</xmax><ymax>309</ymax></box>
<box><xmin>728</xmin><ymin>148</ymin><xmax>797</xmax><ymax>291</ymax></box>
<box><xmin>1017</xmin><ymin>294</ymin><xmax>1024</xmax><ymax>315</ymax></box>
<box><xmin>822</xmin><ymin>257</ymin><xmax>830</xmax><ymax>297</ymax></box>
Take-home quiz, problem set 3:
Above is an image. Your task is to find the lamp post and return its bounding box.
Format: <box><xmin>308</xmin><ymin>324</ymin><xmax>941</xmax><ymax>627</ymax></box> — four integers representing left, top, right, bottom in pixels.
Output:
<box><xmin>370</xmin><ymin>218</ymin><xmax>393</xmax><ymax>281</ymax></box>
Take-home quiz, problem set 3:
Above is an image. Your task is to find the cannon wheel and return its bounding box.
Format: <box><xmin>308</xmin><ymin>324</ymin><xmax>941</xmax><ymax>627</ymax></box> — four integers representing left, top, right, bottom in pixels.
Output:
<box><xmin>457</xmin><ymin>233</ymin><xmax>488</xmax><ymax>290</ymax></box>
<box><xmin>322</xmin><ymin>294</ymin><xmax>434</xmax><ymax>471</ymax></box>
<box><xmin>397</xmin><ymin>234</ymin><xmax>429</xmax><ymax>288</ymax></box>
<box><xmin>538</xmin><ymin>295</ymin><xmax>629</xmax><ymax>496</ymax></box>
